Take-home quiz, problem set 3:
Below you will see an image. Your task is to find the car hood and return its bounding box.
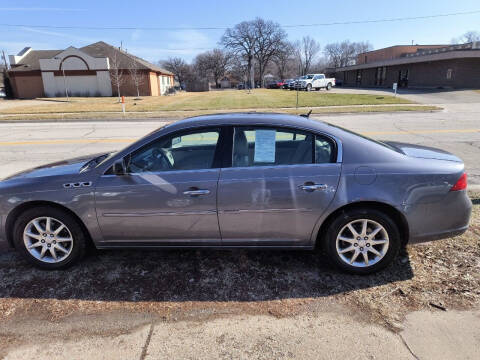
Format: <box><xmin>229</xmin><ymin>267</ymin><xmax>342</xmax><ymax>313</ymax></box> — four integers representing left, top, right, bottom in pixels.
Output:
<box><xmin>384</xmin><ymin>141</ymin><xmax>462</xmax><ymax>162</ymax></box>
<box><xmin>2</xmin><ymin>153</ymin><xmax>108</xmax><ymax>181</ymax></box>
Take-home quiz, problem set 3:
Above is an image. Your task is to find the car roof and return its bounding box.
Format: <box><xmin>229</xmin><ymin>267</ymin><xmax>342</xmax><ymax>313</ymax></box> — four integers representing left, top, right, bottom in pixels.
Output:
<box><xmin>162</xmin><ymin>112</ymin><xmax>333</xmax><ymax>134</ymax></box>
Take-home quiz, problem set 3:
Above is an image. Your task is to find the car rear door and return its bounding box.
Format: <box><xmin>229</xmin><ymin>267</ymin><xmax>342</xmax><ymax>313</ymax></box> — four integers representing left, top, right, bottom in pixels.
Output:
<box><xmin>217</xmin><ymin>126</ymin><xmax>341</xmax><ymax>247</ymax></box>
<box><xmin>94</xmin><ymin>127</ymin><xmax>225</xmax><ymax>246</ymax></box>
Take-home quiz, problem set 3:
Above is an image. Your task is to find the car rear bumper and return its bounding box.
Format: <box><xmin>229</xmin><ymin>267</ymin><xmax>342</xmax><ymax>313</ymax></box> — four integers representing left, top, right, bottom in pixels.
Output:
<box><xmin>406</xmin><ymin>190</ymin><xmax>472</xmax><ymax>244</ymax></box>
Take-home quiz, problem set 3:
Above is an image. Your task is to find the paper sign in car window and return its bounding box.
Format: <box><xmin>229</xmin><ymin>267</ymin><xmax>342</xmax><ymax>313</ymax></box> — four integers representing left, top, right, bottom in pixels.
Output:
<box><xmin>254</xmin><ymin>130</ymin><xmax>276</xmax><ymax>163</ymax></box>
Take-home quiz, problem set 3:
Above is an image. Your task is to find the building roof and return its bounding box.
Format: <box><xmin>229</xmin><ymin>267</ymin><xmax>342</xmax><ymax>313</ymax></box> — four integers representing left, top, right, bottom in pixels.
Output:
<box><xmin>9</xmin><ymin>50</ymin><xmax>61</xmax><ymax>72</ymax></box>
<box><xmin>358</xmin><ymin>44</ymin><xmax>449</xmax><ymax>56</ymax></box>
<box><xmin>9</xmin><ymin>41</ymin><xmax>173</xmax><ymax>75</ymax></box>
<box><xmin>333</xmin><ymin>42</ymin><xmax>480</xmax><ymax>72</ymax></box>
<box><xmin>80</xmin><ymin>41</ymin><xmax>173</xmax><ymax>75</ymax></box>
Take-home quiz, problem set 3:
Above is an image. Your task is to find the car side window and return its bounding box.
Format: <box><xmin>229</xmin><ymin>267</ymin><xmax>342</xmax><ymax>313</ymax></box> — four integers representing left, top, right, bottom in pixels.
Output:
<box><xmin>126</xmin><ymin>129</ymin><xmax>220</xmax><ymax>173</ymax></box>
<box><xmin>315</xmin><ymin>135</ymin><xmax>335</xmax><ymax>163</ymax></box>
<box><xmin>232</xmin><ymin>127</ymin><xmax>314</xmax><ymax>167</ymax></box>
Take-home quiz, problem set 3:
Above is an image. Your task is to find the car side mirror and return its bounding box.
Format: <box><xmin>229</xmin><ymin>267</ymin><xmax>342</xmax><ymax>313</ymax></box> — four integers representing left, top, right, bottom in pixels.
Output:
<box><xmin>112</xmin><ymin>159</ymin><xmax>126</xmax><ymax>176</ymax></box>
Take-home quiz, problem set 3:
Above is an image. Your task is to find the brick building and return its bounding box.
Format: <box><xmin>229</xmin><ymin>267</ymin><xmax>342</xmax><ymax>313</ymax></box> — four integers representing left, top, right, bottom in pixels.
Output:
<box><xmin>8</xmin><ymin>41</ymin><xmax>174</xmax><ymax>98</ymax></box>
<box><xmin>330</xmin><ymin>42</ymin><xmax>480</xmax><ymax>89</ymax></box>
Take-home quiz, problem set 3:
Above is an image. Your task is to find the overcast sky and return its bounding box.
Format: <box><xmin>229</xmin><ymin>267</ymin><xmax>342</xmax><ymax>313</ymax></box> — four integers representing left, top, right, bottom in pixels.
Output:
<box><xmin>1</xmin><ymin>0</ymin><xmax>479</xmax><ymax>63</ymax></box>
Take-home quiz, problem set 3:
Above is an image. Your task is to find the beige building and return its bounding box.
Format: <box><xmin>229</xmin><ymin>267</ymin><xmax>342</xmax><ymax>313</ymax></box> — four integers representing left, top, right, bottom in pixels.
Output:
<box><xmin>8</xmin><ymin>41</ymin><xmax>174</xmax><ymax>98</ymax></box>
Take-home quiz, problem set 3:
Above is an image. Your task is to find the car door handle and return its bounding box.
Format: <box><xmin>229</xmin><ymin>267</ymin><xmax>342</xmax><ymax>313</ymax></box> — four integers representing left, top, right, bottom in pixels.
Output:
<box><xmin>298</xmin><ymin>183</ymin><xmax>328</xmax><ymax>192</ymax></box>
<box><xmin>183</xmin><ymin>189</ymin><xmax>210</xmax><ymax>196</ymax></box>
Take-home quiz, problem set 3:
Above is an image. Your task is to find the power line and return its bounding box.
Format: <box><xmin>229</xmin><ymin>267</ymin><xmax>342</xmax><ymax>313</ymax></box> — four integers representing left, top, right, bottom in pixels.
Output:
<box><xmin>0</xmin><ymin>9</ymin><xmax>479</xmax><ymax>31</ymax></box>
<box><xmin>284</xmin><ymin>10</ymin><xmax>480</xmax><ymax>28</ymax></box>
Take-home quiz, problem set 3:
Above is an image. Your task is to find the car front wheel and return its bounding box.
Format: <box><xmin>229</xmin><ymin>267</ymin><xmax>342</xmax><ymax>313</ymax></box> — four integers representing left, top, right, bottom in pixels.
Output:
<box><xmin>13</xmin><ymin>206</ymin><xmax>87</xmax><ymax>269</ymax></box>
<box><xmin>324</xmin><ymin>208</ymin><xmax>400</xmax><ymax>274</ymax></box>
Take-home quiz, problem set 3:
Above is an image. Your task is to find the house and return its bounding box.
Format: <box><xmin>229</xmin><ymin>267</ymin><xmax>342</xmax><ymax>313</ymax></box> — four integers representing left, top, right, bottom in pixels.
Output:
<box><xmin>220</xmin><ymin>77</ymin><xmax>231</xmax><ymax>89</ymax></box>
<box><xmin>329</xmin><ymin>42</ymin><xmax>480</xmax><ymax>89</ymax></box>
<box><xmin>8</xmin><ymin>41</ymin><xmax>174</xmax><ymax>98</ymax></box>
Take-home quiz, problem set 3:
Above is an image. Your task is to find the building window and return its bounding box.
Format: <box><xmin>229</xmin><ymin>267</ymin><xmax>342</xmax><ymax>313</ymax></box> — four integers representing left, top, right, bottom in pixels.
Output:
<box><xmin>446</xmin><ymin>68</ymin><xmax>453</xmax><ymax>79</ymax></box>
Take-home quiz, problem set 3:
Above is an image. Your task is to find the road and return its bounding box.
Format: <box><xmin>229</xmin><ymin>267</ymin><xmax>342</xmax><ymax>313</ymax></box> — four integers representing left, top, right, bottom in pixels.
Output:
<box><xmin>1</xmin><ymin>89</ymin><xmax>479</xmax><ymax>185</ymax></box>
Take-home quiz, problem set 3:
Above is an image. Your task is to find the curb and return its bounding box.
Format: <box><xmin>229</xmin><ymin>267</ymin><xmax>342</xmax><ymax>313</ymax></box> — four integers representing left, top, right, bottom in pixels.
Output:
<box><xmin>0</xmin><ymin>117</ymin><xmax>178</xmax><ymax>124</ymax></box>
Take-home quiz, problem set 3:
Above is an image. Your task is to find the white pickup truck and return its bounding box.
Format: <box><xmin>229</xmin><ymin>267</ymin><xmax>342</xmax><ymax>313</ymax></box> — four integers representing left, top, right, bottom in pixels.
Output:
<box><xmin>295</xmin><ymin>74</ymin><xmax>336</xmax><ymax>91</ymax></box>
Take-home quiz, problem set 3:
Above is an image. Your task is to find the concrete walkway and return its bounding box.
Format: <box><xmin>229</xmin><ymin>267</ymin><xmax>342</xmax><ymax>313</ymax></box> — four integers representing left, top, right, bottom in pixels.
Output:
<box><xmin>2</xmin><ymin>308</ymin><xmax>479</xmax><ymax>359</ymax></box>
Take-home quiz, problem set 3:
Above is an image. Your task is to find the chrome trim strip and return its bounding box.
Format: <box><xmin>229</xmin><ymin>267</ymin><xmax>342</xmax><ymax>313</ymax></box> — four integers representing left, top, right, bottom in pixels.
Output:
<box><xmin>102</xmin><ymin>210</ymin><xmax>217</xmax><ymax>217</ymax></box>
<box><xmin>219</xmin><ymin>208</ymin><xmax>312</xmax><ymax>214</ymax></box>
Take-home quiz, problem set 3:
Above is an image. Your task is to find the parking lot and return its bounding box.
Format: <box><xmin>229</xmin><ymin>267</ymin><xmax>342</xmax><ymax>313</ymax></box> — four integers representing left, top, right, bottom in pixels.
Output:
<box><xmin>0</xmin><ymin>89</ymin><xmax>479</xmax><ymax>359</ymax></box>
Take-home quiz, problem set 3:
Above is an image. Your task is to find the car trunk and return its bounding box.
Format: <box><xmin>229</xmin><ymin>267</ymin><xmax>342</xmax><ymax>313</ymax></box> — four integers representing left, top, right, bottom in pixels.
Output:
<box><xmin>384</xmin><ymin>141</ymin><xmax>462</xmax><ymax>162</ymax></box>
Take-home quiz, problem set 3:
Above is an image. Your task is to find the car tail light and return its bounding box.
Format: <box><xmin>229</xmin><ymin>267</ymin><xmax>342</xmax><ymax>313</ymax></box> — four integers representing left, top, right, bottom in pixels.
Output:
<box><xmin>450</xmin><ymin>173</ymin><xmax>467</xmax><ymax>191</ymax></box>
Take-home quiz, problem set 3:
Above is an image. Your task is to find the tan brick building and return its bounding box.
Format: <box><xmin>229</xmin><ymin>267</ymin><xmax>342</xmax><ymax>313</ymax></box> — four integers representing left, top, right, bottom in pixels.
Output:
<box><xmin>8</xmin><ymin>41</ymin><xmax>174</xmax><ymax>98</ymax></box>
<box><xmin>330</xmin><ymin>42</ymin><xmax>480</xmax><ymax>89</ymax></box>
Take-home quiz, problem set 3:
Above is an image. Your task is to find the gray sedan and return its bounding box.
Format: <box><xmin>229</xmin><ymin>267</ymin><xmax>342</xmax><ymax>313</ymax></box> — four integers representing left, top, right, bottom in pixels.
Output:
<box><xmin>0</xmin><ymin>113</ymin><xmax>472</xmax><ymax>274</ymax></box>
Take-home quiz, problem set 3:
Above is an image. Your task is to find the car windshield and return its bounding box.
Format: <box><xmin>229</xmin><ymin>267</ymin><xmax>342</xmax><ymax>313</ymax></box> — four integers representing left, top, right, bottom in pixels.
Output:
<box><xmin>305</xmin><ymin>75</ymin><xmax>314</xmax><ymax>79</ymax></box>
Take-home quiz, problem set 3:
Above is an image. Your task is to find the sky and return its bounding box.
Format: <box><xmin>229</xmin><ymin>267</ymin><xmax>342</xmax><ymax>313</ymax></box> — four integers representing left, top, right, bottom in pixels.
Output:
<box><xmin>1</xmin><ymin>0</ymin><xmax>479</xmax><ymax>63</ymax></box>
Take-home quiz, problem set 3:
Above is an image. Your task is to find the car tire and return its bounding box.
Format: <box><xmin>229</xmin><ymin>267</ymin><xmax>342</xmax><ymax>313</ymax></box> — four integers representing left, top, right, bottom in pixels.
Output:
<box><xmin>326</xmin><ymin>83</ymin><xmax>332</xmax><ymax>91</ymax></box>
<box><xmin>306</xmin><ymin>84</ymin><xmax>312</xmax><ymax>91</ymax></box>
<box><xmin>323</xmin><ymin>208</ymin><xmax>400</xmax><ymax>275</ymax></box>
<box><xmin>13</xmin><ymin>206</ymin><xmax>87</xmax><ymax>269</ymax></box>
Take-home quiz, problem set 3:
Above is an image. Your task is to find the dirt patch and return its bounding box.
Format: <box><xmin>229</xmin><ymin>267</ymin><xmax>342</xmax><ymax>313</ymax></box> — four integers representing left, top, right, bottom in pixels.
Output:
<box><xmin>0</xmin><ymin>193</ymin><xmax>478</xmax><ymax>331</ymax></box>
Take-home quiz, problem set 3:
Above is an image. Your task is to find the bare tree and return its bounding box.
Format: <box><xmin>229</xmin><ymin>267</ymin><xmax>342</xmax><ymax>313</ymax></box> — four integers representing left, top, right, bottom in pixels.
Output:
<box><xmin>295</xmin><ymin>36</ymin><xmax>321</xmax><ymax>75</ymax></box>
<box><xmin>221</xmin><ymin>20</ymin><xmax>257</xmax><ymax>89</ymax></box>
<box><xmin>324</xmin><ymin>40</ymin><xmax>373</xmax><ymax>67</ymax></box>
<box><xmin>309</xmin><ymin>56</ymin><xmax>329</xmax><ymax>73</ymax></box>
<box><xmin>252</xmin><ymin>18</ymin><xmax>287</xmax><ymax>87</ymax></box>
<box><xmin>272</xmin><ymin>41</ymin><xmax>295</xmax><ymax>80</ymax></box>
<box><xmin>109</xmin><ymin>51</ymin><xmax>125</xmax><ymax>101</ymax></box>
<box><xmin>160</xmin><ymin>57</ymin><xmax>191</xmax><ymax>88</ymax></box>
<box><xmin>194</xmin><ymin>49</ymin><xmax>232</xmax><ymax>88</ymax></box>
<box><xmin>227</xmin><ymin>55</ymin><xmax>249</xmax><ymax>84</ymax></box>
<box><xmin>451</xmin><ymin>31</ymin><xmax>480</xmax><ymax>44</ymax></box>
<box><xmin>129</xmin><ymin>57</ymin><xmax>144</xmax><ymax>98</ymax></box>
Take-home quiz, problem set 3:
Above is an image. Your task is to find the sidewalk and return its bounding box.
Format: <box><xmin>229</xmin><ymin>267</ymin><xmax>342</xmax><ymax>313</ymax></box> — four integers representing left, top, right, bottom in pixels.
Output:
<box><xmin>2</xmin><ymin>307</ymin><xmax>479</xmax><ymax>359</ymax></box>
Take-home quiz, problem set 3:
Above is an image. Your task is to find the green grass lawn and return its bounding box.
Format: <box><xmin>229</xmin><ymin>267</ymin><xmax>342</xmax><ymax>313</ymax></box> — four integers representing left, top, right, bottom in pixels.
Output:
<box><xmin>0</xmin><ymin>89</ymin><xmax>413</xmax><ymax>115</ymax></box>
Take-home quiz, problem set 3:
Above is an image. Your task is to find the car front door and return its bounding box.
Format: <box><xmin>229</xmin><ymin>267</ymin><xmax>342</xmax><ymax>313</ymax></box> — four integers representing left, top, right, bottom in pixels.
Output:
<box><xmin>94</xmin><ymin>127</ymin><xmax>224</xmax><ymax>246</ymax></box>
<box><xmin>217</xmin><ymin>126</ymin><xmax>341</xmax><ymax>247</ymax></box>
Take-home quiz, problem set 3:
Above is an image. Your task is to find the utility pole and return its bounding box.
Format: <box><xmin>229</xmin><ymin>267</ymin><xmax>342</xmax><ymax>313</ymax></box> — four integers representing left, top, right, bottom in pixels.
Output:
<box><xmin>296</xmin><ymin>63</ymin><xmax>300</xmax><ymax>109</ymax></box>
<box><xmin>1</xmin><ymin>50</ymin><xmax>8</xmax><ymax>69</ymax></box>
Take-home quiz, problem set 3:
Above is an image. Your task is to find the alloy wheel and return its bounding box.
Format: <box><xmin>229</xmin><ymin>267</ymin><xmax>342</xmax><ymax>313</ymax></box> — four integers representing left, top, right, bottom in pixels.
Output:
<box><xmin>335</xmin><ymin>219</ymin><xmax>389</xmax><ymax>268</ymax></box>
<box><xmin>23</xmin><ymin>217</ymin><xmax>74</xmax><ymax>263</ymax></box>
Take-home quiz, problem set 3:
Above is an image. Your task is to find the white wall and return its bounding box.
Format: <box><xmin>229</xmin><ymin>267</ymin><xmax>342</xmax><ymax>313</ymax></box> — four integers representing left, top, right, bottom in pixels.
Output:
<box><xmin>39</xmin><ymin>47</ymin><xmax>112</xmax><ymax>97</ymax></box>
<box><xmin>55</xmin><ymin>75</ymin><xmax>98</xmax><ymax>96</ymax></box>
<box><xmin>158</xmin><ymin>75</ymin><xmax>171</xmax><ymax>95</ymax></box>
<box><xmin>39</xmin><ymin>47</ymin><xmax>109</xmax><ymax>71</ymax></box>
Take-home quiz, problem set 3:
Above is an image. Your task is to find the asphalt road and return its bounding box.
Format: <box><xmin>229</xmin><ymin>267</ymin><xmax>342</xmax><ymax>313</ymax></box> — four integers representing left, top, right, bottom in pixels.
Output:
<box><xmin>1</xmin><ymin>89</ymin><xmax>479</xmax><ymax>185</ymax></box>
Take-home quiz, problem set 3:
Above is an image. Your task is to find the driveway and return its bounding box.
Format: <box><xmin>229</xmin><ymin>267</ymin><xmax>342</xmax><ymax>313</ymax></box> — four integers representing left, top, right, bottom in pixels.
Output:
<box><xmin>331</xmin><ymin>87</ymin><xmax>480</xmax><ymax>104</ymax></box>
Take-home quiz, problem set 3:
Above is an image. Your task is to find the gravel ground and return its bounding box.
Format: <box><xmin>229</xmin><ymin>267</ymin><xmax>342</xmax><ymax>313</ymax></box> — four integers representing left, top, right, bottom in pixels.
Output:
<box><xmin>0</xmin><ymin>192</ymin><xmax>478</xmax><ymax>335</ymax></box>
